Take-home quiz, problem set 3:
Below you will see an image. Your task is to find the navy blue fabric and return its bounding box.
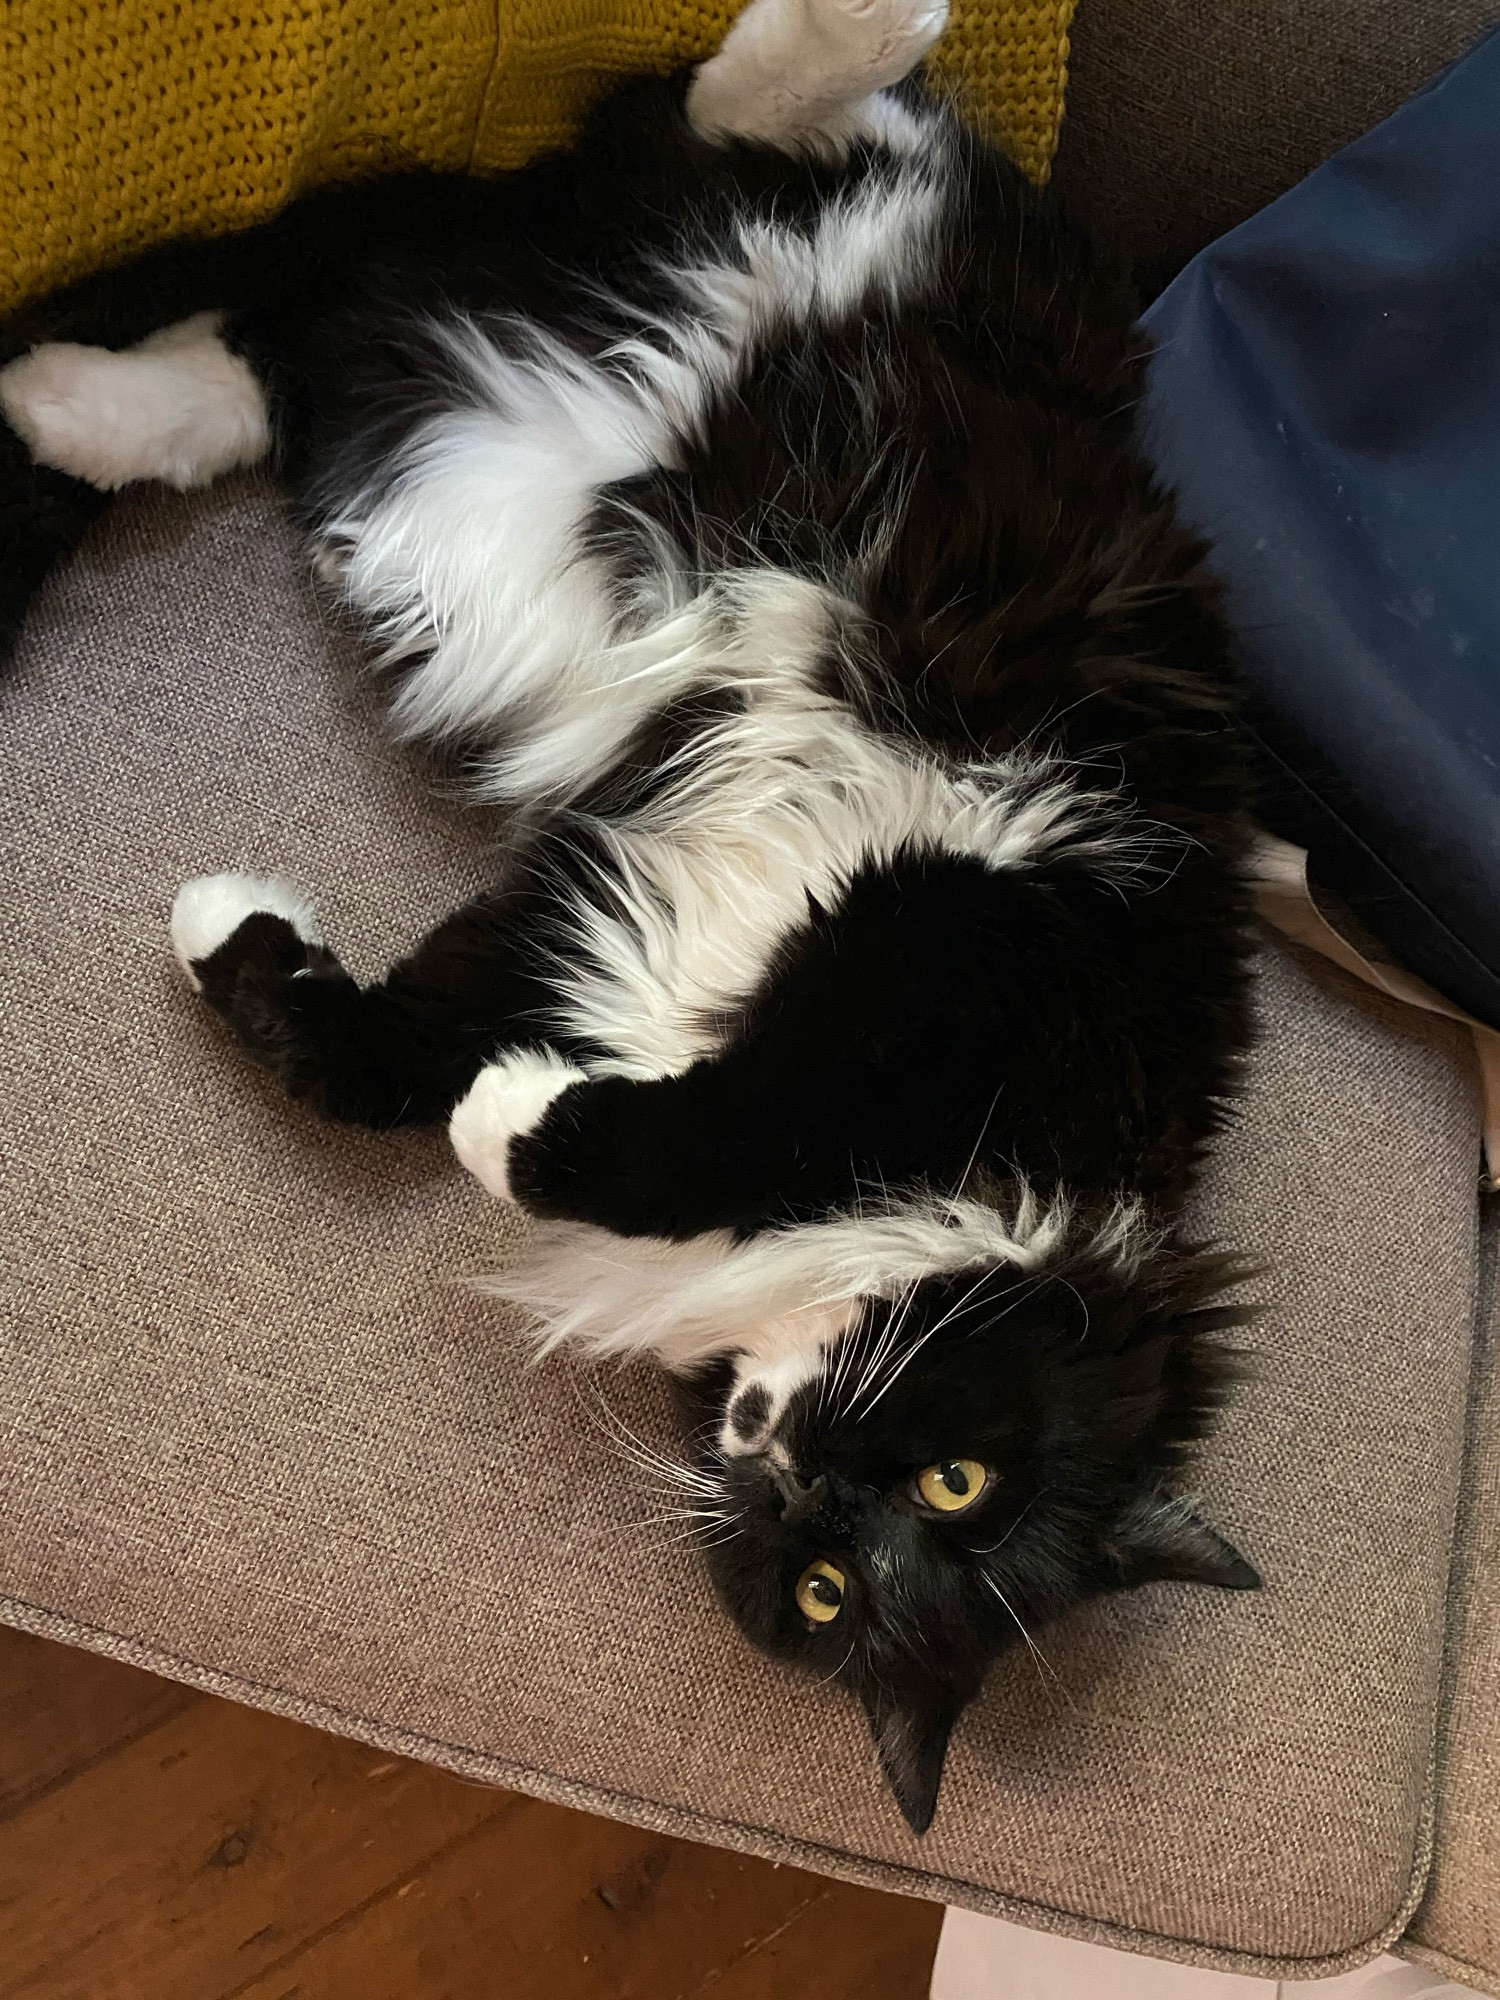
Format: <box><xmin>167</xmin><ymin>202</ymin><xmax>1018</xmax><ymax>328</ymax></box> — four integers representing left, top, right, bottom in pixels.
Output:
<box><xmin>1141</xmin><ymin>26</ymin><xmax>1500</xmax><ymax>1027</ymax></box>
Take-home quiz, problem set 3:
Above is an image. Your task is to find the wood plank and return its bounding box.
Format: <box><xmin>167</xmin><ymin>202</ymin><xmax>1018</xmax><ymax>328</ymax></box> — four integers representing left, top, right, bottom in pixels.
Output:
<box><xmin>693</xmin><ymin>1878</ymin><xmax>945</xmax><ymax>2000</ymax></box>
<box><xmin>0</xmin><ymin>1696</ymin><xmax>514</xmax><ymax>2000</ymax></box>
<box><xmin>0</xmin><ymin>1626</ymin><xmax>195</xmax><ymax>1820</ymax></box>
<box><xmin>226</xmin><ymin>1796</ymin><xmax>932</xmax><ymax>2000</ymax></box>
<box><xmin>0</xmin><ymin>1628</ymin><xmax>943</xmax><ymax>2000</ymax></box>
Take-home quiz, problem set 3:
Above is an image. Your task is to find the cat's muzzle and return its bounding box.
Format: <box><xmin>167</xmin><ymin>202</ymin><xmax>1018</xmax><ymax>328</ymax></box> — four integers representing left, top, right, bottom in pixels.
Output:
<box><xmin>769</xmin><ymin>1466</ymin><xmax>829</xmax><ymax>1525</ymax></box>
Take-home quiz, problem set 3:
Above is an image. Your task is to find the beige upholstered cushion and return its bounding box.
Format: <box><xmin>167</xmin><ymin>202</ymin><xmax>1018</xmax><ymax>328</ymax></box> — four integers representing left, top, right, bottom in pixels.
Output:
<box><xmin>1401</xmin><ymin>1208</ymin><xmax>1500</xmax><ymax>1996</ymax></box>
<box><xmin>0</xmin><ymin>477</ymin><xmax>1483</xmax><ymax>1979</ymax></box>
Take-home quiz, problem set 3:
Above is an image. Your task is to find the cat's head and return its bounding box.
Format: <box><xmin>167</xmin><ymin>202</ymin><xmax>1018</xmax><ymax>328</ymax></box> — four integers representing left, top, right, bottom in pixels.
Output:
<box><xmin>681</xmin><ymin>1202</ymin><xmax>1257</xmax><ymax>1834</ymax></box>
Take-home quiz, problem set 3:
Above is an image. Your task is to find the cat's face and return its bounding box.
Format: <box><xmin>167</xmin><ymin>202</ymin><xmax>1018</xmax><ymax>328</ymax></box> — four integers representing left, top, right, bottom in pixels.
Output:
<box><xmin>685</xmin><ymin>1242</ymin><xmax>1258</xmax><ymax>1833</ymax></box>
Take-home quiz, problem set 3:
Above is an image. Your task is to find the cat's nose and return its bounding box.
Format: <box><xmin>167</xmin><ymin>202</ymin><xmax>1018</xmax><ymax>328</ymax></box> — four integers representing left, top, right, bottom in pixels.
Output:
<box><xmin>770</xmin><ymin>1466</ymin><xmax>828</xmax><ymax>1525</ymax></box>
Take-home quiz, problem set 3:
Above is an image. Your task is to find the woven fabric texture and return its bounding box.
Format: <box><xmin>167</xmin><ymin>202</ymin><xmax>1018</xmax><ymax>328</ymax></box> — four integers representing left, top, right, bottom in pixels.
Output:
<box><xmin>1053</xmin><ymin>0</ymin><xmax>1500</xmax><ymax>290</ymax></box>
<box><xmin>0</xmin><ymin>475</ymin><xmax>1483</xmax><ymax>1980</ymax></box>
<box><xmin>0</xmin><ymin>0</ymin><xmax>1075</xmax><ymax>318</ymax></box>
<box><xmin>1399</xmin><ymin>1207</ymin><xmax>1500</xmax><ymax>1996</ymax></box>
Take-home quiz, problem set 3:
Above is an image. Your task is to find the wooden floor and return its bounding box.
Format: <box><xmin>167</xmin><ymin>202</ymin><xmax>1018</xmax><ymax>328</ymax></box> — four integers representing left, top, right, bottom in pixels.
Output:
<box><xmin>0</xmin><ymin>1625</ymin><xmax>943</xmax><ymax>2000</ymax></box>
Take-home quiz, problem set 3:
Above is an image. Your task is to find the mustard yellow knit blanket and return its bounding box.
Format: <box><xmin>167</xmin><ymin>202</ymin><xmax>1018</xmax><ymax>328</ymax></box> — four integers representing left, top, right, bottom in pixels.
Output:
<box><xmin>1</xmin><ymin>0</ymin><xmax>1076</xmax><ymax>319</ymax></box>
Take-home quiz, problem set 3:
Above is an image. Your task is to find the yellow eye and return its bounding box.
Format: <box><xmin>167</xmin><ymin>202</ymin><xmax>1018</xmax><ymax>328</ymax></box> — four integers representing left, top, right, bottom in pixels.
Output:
<box><xmin>795</xmin><ymin>1559</ymin><xmax>846</xmax><ymax>1624</ymax></box>
<box><xmin>916</xmin><ymin>1459</ymin><xmax>989</xmax><ymax>1513</ymax></box>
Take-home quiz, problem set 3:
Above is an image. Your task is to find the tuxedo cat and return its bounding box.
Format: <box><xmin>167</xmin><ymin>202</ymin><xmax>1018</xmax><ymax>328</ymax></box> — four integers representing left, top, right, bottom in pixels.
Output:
<box><xmin>0</xmin><ymin>0</ymin><xmax>1259</xmax><ymax>1832</ymax></box>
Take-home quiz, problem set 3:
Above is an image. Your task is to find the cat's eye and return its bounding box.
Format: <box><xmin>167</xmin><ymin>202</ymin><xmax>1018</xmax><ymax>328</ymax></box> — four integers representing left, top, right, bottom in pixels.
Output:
<box><xmin>795</xmin><ymin>1559</ymin><xmax>846</xmax><ymax>1623</ymax></box>
<box><xmin>915</xmin><ymin>1459</ymin><xmax>989</xmax><ymax>1513</ymax></box>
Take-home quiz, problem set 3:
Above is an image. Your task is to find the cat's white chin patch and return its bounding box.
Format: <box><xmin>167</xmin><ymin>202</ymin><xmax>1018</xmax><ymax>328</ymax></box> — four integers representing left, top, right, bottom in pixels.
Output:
<box><xmin>449</xmin><ymin>1049</ymin><xmax>587</xmax><ymax>1203</ymax></box>
<box><xmin>170</xmin><ymin>872</ymin><xmax>321</xmax><ymax>989</ymax></box>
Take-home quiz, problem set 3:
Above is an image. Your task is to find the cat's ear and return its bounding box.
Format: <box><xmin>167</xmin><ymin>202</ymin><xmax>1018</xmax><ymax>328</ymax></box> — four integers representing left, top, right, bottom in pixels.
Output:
<box><xmin>1109</xmin><ymin>1489</ymin><xmax>1261</xmax><ymax>1592</ymax></box>
<box><xmin>861</xmin><ymin>1687</ymin><xmax>960</xmax><ymax>1836</ymax></box>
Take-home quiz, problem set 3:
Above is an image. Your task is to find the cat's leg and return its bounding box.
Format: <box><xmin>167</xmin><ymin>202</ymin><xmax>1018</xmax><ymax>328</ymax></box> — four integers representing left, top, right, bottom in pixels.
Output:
<box><xmin>0</xmin><ymin>225</ymin><xmax>300</xmax><ymax>653</ymax></box>
<box><xmin>448</xmin><ymin>925</ymin><xmax>997</xmax><ymax>1241</ymax></box>
<box><xmin>450</xmin><ymin>1022</ymin><xmax>983</xmax><ymax>1238</ymax></box>
<box><xmin>0</xmin><ymin>215</ymin><xmax>308</xmax><ymax>500</ymax></box>
<box><xmin>169</xmin><ymin>871</ymin><xmax>571</xmax><ymax>1130</ymax></box>
<box><xmin>685</xmin><ymin>0</ymin><xmax>948</xmax><ymax>153</ymax></box>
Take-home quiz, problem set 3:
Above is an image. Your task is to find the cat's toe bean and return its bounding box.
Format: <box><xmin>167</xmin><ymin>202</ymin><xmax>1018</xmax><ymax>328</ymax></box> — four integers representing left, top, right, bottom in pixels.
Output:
<box><xmin>448</xmin><ymin>1049</ymin><xmax>587</xmax><ymax>1202</ymax></box>
<box><xmin>170</xmin><ymin>872</ymin><xmax>321</xmax><ymax>990</ymax></box>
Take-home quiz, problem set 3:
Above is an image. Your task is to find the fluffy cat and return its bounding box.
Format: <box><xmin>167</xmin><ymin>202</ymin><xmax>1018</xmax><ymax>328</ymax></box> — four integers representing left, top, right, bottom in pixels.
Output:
<box><xmin>0</xmin><ymin>0</ymin><xmax>1259</xmax><ymax>1833</ymax></box>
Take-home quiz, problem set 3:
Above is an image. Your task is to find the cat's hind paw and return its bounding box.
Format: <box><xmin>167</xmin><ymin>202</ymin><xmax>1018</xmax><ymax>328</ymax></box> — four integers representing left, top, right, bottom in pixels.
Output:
<box><xmin>687</xmin><ymin>0</ymin><xmax>947</xmax><ymax>147</ymax></box>
<box><xmin>0</xmin><ymin>316</ymin><xmax>271</xmax><ymax>492</ymax></box>
<box><xmin>448</xmin><ymin>1048</ymin><xmax>588</xmax><ymax>1203</ymax></box>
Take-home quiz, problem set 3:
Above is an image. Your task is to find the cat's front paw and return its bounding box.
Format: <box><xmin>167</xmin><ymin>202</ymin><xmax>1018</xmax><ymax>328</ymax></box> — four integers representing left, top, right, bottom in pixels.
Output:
<box><xmin>171</xmin><ymin>872</ymin><xmax>322</xmax><ymax>992</ymax></box>
<box><xmin>448</xmin><ymin>1049</ymin><xmax>587</xmax><ymax>1203</ymax></box>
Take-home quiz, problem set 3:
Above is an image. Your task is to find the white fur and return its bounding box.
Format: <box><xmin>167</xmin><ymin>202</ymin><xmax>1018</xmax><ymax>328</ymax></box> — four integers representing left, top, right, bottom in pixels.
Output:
<box><xmin>325</xmin><ymin>323</ymin><xmax>652</xmax><ymax>777</ymax></box>
<box><xmin>0</xmin><ymin>313</ymin><xmax>270</xmax><ymax>492</ymax></box>
<box><xmin>475</xmin><ymin>1187</ymin><xmax>1135</xmax><ymax>1371</ymax></box>
<box><xmin>448</xmin><ymin>1049</ymin><xmax>588</xmax><ymax>1203</ymax></box>
<box><xmin>720</xmin><ymin>1343</ymin><xmax>836</xmax><ymax>1457</ymax></box>
<box><xmin>309</xmin><ymin>112</ymin><xmax>1149</xmax><ymax>1095</ymax></box>
<box><xmin>320</xmin><ymin>136</ymin><xmax>949</xmax><ymax>804</ymax></box>
<box><xmin>550</xmin><ymin>683</ymin><xmax>1137</xmax><ymax>1079</ymax></box>
<box><xmin>138</xmin><ymin>5</ymin><xmax>1138</xmax><ymax>1405</ymax></box>
<box><xmin>170</xmin><ymin>872</ymin><xmax>321</xmax><ymax>989</ymax></box>
<box><xmin>686</xmin><ymin>0</ymin><xmax>949</xmax><ymax>154</ymax></box>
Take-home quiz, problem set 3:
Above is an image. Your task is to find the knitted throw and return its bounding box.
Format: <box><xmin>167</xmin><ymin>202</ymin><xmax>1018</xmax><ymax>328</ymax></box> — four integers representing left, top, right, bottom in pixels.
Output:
<box><xmin>1</xmin><ymin>0</ymin><xmax>1077</xmax><ymax>317</ymax></box>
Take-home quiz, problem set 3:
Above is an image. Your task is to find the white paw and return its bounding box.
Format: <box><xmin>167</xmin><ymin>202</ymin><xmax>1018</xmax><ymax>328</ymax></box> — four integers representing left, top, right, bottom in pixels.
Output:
<box><xmin>448</xmin><ymin>1049</ymin><xmax>587</xmax><ymax>1204</ymax></box>
<box><xmin>0</xmin><ymin>313</ymin><xmax>270</xmax><ymax>492</ymax></box>
<box><xmin>688</xmin><ymin>0</ymin><xmax>947</xmax><ymax>144</ymax></box>
<box><xmin>807</xmin><ymin>0</ymin><xmax>948</xmax><ymax>59</ymax></box>
<box><xmin>170</xmin><ymin>873</ymin><xmax>321</xmax><ymax>990</ymax></box>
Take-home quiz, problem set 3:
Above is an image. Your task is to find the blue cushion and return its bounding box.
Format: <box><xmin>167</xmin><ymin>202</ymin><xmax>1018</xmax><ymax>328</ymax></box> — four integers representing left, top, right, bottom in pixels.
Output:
<box><xmin>1141</xmin><ymin>26</ymin><xmax>1500</xmax><ymax>1026</ymax></box>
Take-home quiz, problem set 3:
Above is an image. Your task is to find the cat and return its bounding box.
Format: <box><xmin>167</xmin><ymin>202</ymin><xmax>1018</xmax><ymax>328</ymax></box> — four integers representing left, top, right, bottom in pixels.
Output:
<box><xmin>0</xmin><ymin>0</ymin><xmax>1261</xmax><ymax>1834</ymax></box>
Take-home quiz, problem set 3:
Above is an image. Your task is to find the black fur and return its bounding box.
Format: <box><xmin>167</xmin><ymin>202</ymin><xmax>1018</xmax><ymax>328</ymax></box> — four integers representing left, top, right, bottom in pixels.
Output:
<box><xmin>2</xmin><ymin>57</ymin><xmax>1260</xmax><ymax>1835</ymax></box>
<box><xmin>680</xmin><ymin>1243</ymin><xmax>1257</xmax><ymax>1832</ymax></box>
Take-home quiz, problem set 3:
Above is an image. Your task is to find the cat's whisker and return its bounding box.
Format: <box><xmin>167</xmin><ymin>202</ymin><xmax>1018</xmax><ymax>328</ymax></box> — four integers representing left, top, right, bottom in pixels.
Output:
<box><xmin>635</xmin><ymin>1511</ymin><xmax>749</xmax><ymax>1551</ymax></box>
<box><xmin>981</xmin><ymin>1575</ymin><xmax>1074</xmax><ymax>1710</ymax></box>
<box><xmin>812</xmin><ymin>1628</ymin><xmax>860</xmax><ymax>1686</ymax></box>
<box><xmin>971</xmin><ymin>1488</ymin><xmax>1045</xmax><ymax>1554</ymax></box>
<box><xmin>819</xmin><ymin>1301</ymin><xmax>870</xmax><ymax>1415</ymax></box>
<box><xmin>568</xmin><ymin>1374</ymin><xmax>720</xmax><ymax>1498</ymax></box>
<box><xmin>633</xmin><ymin>1504</ymin><xmax>741</xmax><ymax>1526</ymax></box>
<box><xmin>842</xmin><ymin>1276</ymin><xmax>921</xmax><ymax>1417</ymax></box>
<box><xmin>850</xmin><ymin>1258</ymin><xmax>998</xmax><ymax>1418</ymax></box>
<box><xmin>860</xmin><ymin>1256</ymin><xmax>1063</xmax><ymax>1418</ymax></box>
<box><xmin>954</xmin><ymin>1087</ymin><xmax>1004</xmax><ymax>1199</ymax></box>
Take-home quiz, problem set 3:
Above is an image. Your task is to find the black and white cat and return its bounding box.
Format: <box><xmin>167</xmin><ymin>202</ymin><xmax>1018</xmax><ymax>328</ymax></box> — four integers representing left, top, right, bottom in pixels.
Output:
<box><xmin>0</xmin><ymin>0</ymin><xmax>1260</xmax><ymax>1832</ymax></box>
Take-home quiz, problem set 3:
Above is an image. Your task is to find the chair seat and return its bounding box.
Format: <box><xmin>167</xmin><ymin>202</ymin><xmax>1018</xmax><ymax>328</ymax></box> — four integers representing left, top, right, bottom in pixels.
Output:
<box><xmin>0</xmin><ymin>475</ymin><xmax>1482</xmax><ymax>1981</ymax></box>
<box><xmin>1401</xmin><ymin>1210</ymin><xmax>1500</xmax><ymax>1996</ymax></box>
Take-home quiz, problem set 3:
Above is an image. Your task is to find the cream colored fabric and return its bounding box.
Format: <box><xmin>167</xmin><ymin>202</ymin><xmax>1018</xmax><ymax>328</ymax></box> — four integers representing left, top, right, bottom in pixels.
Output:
<box><xmin>1251</xmin><ymin>837</ymin><xmax>1500</xmax><ymax>1188</ymax></box>
<box><xmin>0</xmin><ymin>476</ymin><xmax>1483</xmax><ymax>1979</ymax></box>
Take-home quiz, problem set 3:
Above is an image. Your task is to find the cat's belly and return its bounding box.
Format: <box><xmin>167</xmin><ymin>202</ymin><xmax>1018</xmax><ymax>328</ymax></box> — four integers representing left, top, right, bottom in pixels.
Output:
<box><xmin>552</xmin><ymin>809</ymin><xmax>835</xmax><ymax>1077</ymax></box>
<box><xmin>307</xmin><ymin>139</ymin><xmax>950</xmax><ymax>807</ymax></box>
<box><xmin>544</xmin><ymin>704</ymin><xmax>1101</xmax><ymax>1079</ymax></box>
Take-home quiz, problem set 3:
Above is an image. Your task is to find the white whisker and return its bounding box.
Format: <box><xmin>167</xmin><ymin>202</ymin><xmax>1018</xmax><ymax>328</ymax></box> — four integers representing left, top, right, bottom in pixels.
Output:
<box><xmin>981</xmin><ymin>1575</ymin><xmax>1073</xmax><ymax>1709</ymax></box>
